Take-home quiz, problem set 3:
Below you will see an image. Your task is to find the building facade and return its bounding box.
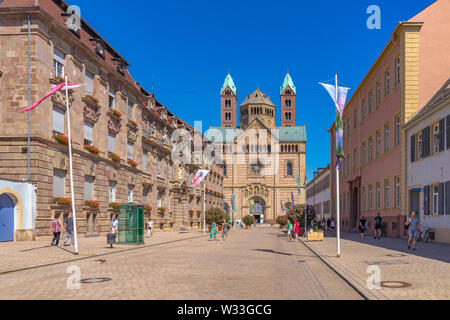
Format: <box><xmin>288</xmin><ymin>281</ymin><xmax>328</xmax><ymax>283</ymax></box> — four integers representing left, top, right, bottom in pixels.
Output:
<box><xmin>329</xmin><ymin>0</ymin><xmax>450</xmax><ymax>238</ymax></box>
<box><xmin>405</xmin><ymin>79</ymin><xmax>450</xmax><ymax>244</ymax></box>
<box><xmin>207</xmin><ymin>73</ymin><xmax>307</xmax><ymax>224</ymax></box>
<box><xmin>306</xmin><ymin>164</ymin><xmax>331</xmax><ymax>220</ymax></box>
<box><xmin>0</xmin><ymin>0</ymin><xmax>223</xmax><ymax>241</ymax></box>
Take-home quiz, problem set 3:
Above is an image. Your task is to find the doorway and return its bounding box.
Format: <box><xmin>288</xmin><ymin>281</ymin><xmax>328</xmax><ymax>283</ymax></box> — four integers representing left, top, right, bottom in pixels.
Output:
<box><xmin>351</xmin><ymin>188</ymin><xmax>359</xmax><ymax>230</ymax></box>
<box><xmin>250</xmin><ymin>198</ymin><xmax>265</xmax><ymax>224</ymax></box>
<box><xmin>0</xmin><ymin>194</ymin><xmax>15</xmax><ymax>242</ymax></box>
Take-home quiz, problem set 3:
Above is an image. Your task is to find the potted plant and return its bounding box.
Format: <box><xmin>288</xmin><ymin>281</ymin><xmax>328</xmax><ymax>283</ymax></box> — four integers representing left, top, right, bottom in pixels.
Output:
<box><xmin>108</xmin><ymin>152</ymin><xmax>121</xmax><ymax>163</ymax></box>
<box><xmin>243</xmin><ymin>215</ymin><xmax>255</xmax><ymax>229</ymax></box>
<box><xmin>53</xmin><ymin>197</ymin><xmax>71</xmax><ymax>206</ymax></box>
<box><xmin>85</xmin><ymin>200</ymin><xmax>100</xmax><ymax>209</ymax></box>
<box><xmin>84</xmin><ymin>145</ymin><xmax>100</xmax><ymax>155</ymax></box>
<box><xmin>84</xmin><ymin>95</ymin><xmax>99</xmax><ymax>104</ymax></box>
<box><xmin>127</xmin><ymin>159</ymin><xmax>138</xmax><ymax>167</ymax></box>
<box><xmin>144</xmin><ymin>205</ymin><xmax>152</xmax><ymax>214</ymax></box>
<box><xmin>109</xmin><ymin>202</ymin><xmax>119</xmax><ymax>209</ymax></box>
<box><xmin>276</xmin><ymin>215</ymin><xmax>288</xmax><ymax>229</ymax></box>
<box><xmin>53</xmin><ymin>133</ymin><xmax>69</xmax><ymax>146</ymax></box>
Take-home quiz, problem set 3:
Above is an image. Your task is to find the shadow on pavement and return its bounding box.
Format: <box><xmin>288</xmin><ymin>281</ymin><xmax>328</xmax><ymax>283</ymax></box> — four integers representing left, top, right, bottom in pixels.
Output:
<box><xmin>322</xmin><ymin>232</ymin><xmax>450</xmax><ymax>263</ymax></box>
<box><xmin>253</xmin><ymin>249</ymin><xmax>292</xmax><ymax>256</ymax></box>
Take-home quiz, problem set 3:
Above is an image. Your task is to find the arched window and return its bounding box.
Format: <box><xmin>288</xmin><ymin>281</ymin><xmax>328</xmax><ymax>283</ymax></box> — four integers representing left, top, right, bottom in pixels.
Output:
<box><xmin>288</xmin><ymin>145</ymin><xmax>291</xmax><ymax>152</ymax></box>
<box><xmin>268</xmin><ymin>145</ymin><xmax>271</xmax><ymax>153</ymax></box>
<box><xmin>281</xmin><ymin>145</ymin><xmax>284</xmax><ymax>153</ymax></box>
<box><xmin>287</xmin><ymin>162</ymin><xmax>293</xmax><ymax>176</ymax></box>
<box><xmin>295</xmin><ymin>145</ymin><xmax>299</xmax><ymax>153</ymax></box>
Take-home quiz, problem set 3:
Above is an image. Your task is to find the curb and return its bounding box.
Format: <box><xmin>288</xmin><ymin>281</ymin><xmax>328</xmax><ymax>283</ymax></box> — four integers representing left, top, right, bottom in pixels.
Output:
<box><xmin>299</xmin><ymin>238</ymin><xmax>388</xmax><ymax>300</ymax></box>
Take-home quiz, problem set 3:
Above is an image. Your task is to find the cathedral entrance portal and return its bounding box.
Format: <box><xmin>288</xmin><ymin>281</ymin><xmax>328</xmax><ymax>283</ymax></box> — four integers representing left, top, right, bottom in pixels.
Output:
<box><xmin>250</xmin><ymin>198</ymin><xmax>265</xmax><ymax>224</ymax></box>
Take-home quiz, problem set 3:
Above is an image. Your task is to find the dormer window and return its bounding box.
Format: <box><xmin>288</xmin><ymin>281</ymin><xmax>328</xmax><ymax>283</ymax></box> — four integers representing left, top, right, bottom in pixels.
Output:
<box><xmin>117</xmin><ymin>63</ymin><xmax>124</xmax><ymax>75</ymax></box>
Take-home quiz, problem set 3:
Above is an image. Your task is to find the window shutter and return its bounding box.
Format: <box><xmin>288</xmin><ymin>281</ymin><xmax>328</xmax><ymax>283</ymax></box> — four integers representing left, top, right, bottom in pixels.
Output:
<box><xmin>410</xmin><ymin>135</ymin><xmax>415</xmax><ymax>162</ymax></box>
<box><xmin>439</xmin><ymin>118</ymin><xmax>445</xmax><ymax>152</ymax></box>
<box><xmin>108</xmin><ymin>133</ymin><xmax>115</xmax><ymax>153</ymax></box>
<box><xmin>52</xmin><ymin>107</ymin><xmax>65</xmax><ymax>134</ymax></box>
<box><xmin>85</xmin><ymin>71</ymin><xmax>94</xmax><ymax>95</ymax></box>
<box><xmin>445</xmin><ymin>181</ymin><xmax>450</xmax><ymax>215</ymax></box>
<box><xmin>422</xmin><ymin>126</ymin><xmax>430</xmax><ymax>158</ymax></box>
<box><xmin>423</xmin><ymin>185</ymin><xmax>430</xmax><ymax>216</ymax></box>
<box><xmin>84</xmin><ymin>121</ymin><xmax>93</xmax><ymax>142</ymax></box>
<box><xmin>438</xmin><ymin>183</ymin><xmax>444</xmax><ymax>215</ymax></box>
<box><xmin>53</xmin><ymin>169</ymin><xmax>66</xmax><ymax>198</ymax></box>
<box><xmin>143</xmin><ymin>151</ymin><xmax>147</xmax><ymax>171</ymax></box>
<box><xmin>84</xmin><ymin>176</ymin><xmax>94</xmax><ymax>201</ymax></box>
<box><xmin>127</xmin><ymin>142</ymin><xmax>133</xmax><ymax>160</ymax></box>
<box><xmin>447</xmin><ymin>115</ymin><xmax>450</xmax><ymax>150</ymax></box>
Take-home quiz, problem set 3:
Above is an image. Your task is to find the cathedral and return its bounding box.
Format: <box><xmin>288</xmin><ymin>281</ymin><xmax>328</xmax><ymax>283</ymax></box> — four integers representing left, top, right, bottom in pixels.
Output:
<box><xmin>206</xmin><ymin>73</ymin><xmax>307</xmax><ymax>224</ymax></box>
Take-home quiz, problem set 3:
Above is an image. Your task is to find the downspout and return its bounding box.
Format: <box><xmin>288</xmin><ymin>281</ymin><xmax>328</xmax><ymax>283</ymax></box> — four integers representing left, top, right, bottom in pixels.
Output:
<box><xmin>27</xmin><ymin>15</ymin><xmax>31</xmax><ymax>181</ymax></box>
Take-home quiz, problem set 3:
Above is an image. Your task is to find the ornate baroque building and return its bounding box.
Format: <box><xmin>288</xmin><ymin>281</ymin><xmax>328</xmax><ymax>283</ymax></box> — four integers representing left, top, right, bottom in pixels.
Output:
<box><xmin>0</xmin><ymin>0</ymin><xmax>223</xmax><ymax>241</ymax></box>
<box><xmin>207</xmin><ymin>73</ymin><xmax>307</xmax><ymax>224</ymax></box>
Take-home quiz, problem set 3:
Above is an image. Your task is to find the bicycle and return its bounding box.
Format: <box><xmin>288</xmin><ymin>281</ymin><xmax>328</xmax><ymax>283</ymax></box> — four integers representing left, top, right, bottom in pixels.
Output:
<box><xmin>416</xmin><ymin>226</ymin><xmax>431</xmax><ymax>242</ymax></box>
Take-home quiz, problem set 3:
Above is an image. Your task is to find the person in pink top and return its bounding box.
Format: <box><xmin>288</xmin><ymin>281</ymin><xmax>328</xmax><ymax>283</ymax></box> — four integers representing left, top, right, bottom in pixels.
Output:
<box><xmin>293</xmin><ymin>219</ymin><xmax>300</xmax><ymax>240</ymax></box>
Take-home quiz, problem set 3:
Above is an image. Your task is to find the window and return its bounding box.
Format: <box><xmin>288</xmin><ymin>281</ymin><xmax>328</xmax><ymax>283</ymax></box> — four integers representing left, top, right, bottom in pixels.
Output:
<box><xmin>109</xmin><ymin>181</ymin><xmax>116</xmax><ymax>203</ymax></box>
<box><xmin>353</xmin><ymin>110</ymin><xmax>357</xmax><ymax>129</ymax></box>
<box><xmin>432</xmin><ymin>185</ymin><xmax>439</xmax><ymax>215</ymax></box>
<box><xmin>369</xmin><ymin>185</ymin><xmax>373</xmax><ymax>210</ymax></box>
<box><xmin>143</xmin><ymin>151</ymin><xmax>147</xmax><ymax>171</ymax></box>
<box><xmin>417</xmin><ymin>132</ymin><xmax>423</xmax><ymax>160</ymax></box>
<box><xmin>85</xmin><ymin>71</ymin><xmax>94</xmax><ymax>96</ymax></box>
<box><xmin>395</xmin><ymin>176</ymin><xmax>400</xmax><ymax>208</ymax></box>
<box><xmin>353</xmin><ymin>148</ymin><xmax>357</xmax><ymax>170</ymax></box>
<box><xmin>362</xmin><ymin>143</ymin><xmax>367</xmax><ymax>167</ymax></box>
<box><xmin>128</xmin><ymin>102</ymin><xmax>134</xmax><ymax>120</ymax></box>
<box><xmin>84</xmin><ymin>176</ymin><xmax>94</xmax><ymax>201</ymax></box>
<box><xmin>108</xmin><ymin>89</ymin><xmax>115</xmax><ymax>109</ymax></box>
<box><xmin>287</xmin><ymin>162</ymin><xmax>293</xmax><ymax>176</ymax></box>
<box><xmin>368</xmin><ymin>137</ymin><xmax>373</xmax><ymax>161</ymax></box>
<box><xmin>143</xmin><ymin>187</ymin><xmax>149</xmax><ymax>205</ymax></box>
<box><xmin>128</xmin><ymin>185</ymin><xmax>134</xmax><ymax>203</ymax></box>
<box><xmin>108</xmin><ymin>133</ymin><xmax>115</xmax><ymax>153</ymax></box>
<box><xmin>384</xmin><ymin>179</ymin><xmax>390</xmax><ymax>208</ymax></box>
<box><xmin>53</xmin><ymin>48</ymin><xmax>65</xmax><ymax>78</ymax></box>
<box><xmin>127</xmin><ymin>142</ymin><xmax>133</xmax><ymax>160</ymax></box>
<box><xmin>376</xmin><ymin>183</ymin><xmax>381</xmax><ymax>209</ymax></box>
<box><xmin>376</xmin><ymin>131</ymin><xmax>381</xmax><ymax>158</ymax></box>
<box><xmin>396</xmin><ymin>57</ymin><xmax>401</xmax><ymax>86</ymax></box>
<box><xmin>361</xmin><ymin>100</ymin><xmax>366</xmax><ymax>122</ymax></box>
<box><xmin>384</xmin><ymin>123</ymin><xmax>390</xmax><ymax>153</ymax></box>
<box><xmin>157</xmin><ymin>192</ymin><xmax>162</xmax><ymax>208</ymax></box>
<box><xmin>53</xmin><ymin>169</ymin><xmax>66</xmax><ymax>198</ymax></box>
<box><xmin>385</xmin><ymin>71</ymin><xmax>390</xmax><ymax>96</ymax></box>
<box><xmin>362</xmin><ymin>187</ymin><xmax>366</xmax><ymax>211</ymax></box>
<box><xmin>368</xmin><ymin>91</ymin><xmax>373</xmax><ymax>113</ymax></box>
<box><xmin>157</xmin><ymin>157</ymin><xmax>162</xmax><ymax>176</ymax></box>
<box><xmin>84</xmin><ymin>121</ymin><xmax>93</xmax><ymax>146</ymax></box>
<box><xmin>52</xmin><ymin>106</ymin><xmax>65</xmax><ymax>135</ymax></box>
<box><xmin>395</xmin><ymin>116</ymin><xmax>400</xmax><ymax>147</ymax></box>
<box><xmin>376</xmin><ymin>81</ymin><xmax>381</xmax><ymax>106</ymax></box>
<box><xmin>433</xmin><ymin>124</ymin><xmax>440</xmax><ymax>154</ymax></box>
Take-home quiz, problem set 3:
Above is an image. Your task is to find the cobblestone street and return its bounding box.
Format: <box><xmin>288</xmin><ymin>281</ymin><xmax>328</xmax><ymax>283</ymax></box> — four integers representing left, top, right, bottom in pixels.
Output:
<box><xmin>0</xmin><ymin>227</ymin><xmax>362</xmax><ymax>300</ymax></box>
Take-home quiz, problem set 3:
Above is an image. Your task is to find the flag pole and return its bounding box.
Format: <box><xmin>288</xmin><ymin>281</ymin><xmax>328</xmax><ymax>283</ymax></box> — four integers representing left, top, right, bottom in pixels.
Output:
<box><xmin>65</xmin><ymin>75</ymin><xmax>79</xmax><ymax>255</ymax></box>
<box><xmin>203</xmin><ymin>181</ymin><xmax>206</xmax><ymax>235</ymax></box>
<box><xmin>336</xmin><ymin>72</ymin><xmax>341</xmax><ymax>258</ymax></box>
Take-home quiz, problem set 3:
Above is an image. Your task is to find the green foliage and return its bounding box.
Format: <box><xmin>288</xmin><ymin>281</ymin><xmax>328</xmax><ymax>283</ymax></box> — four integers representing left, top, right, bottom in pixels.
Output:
<box><xmin>287</xmin><ymin>205</ymin><xmax>316</xmax><ymax>227</ymax></box>
<box><xmin>205</xmin><ymin>208</ymin><xmax>229</xmax><ymax>225</ymax></box>
<box><xmin>276</xmin><ymin>215</ymin><xmax>288</xmax><ymax>226</ymax></box>
<box><xmin>243</xmin><ymin>215</ymin><xmax>255</xmax><ymax>226</ymax></box>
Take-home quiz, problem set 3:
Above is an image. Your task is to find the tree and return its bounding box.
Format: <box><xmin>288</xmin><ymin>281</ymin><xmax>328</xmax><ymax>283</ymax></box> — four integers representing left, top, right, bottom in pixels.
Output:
<box><xmin>287</xmin><ymin>205</ymin><xmax>316</xmax><ymax>227</ymax></box>
<box><xmin>205</xmin><ymin>208</ymin><xmax>229</xmax><ymax>226</ymax></box>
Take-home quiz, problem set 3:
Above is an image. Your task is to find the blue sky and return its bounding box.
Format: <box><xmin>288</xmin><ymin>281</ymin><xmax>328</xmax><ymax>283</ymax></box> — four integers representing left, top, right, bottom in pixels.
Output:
<box><xmin>73</xmin><ymin>0</ymin><xmax>434</xmax><ymax>180</ymax></box>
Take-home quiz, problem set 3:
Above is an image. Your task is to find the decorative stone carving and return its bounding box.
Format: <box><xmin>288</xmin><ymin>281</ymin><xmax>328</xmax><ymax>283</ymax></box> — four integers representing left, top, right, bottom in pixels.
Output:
<box><xmin>54</xmin><ymin>152</ymin><xmax>68</xmax><ymax>170</ymax></box>
<box><xmin>127</xmin><ymin>127</ymin><xmax>138</xmax><ymax>143</ymax></box>
<box><xmin>51</xmin><ymin>89</ymin><xmax>74</xmax><ymax>110</ymax></box>
<box><xmin>83</xmin><ymin>104</ymin><xmax>101</xmax><ymax>123</ymax></box>
<box><xmin>108</xmin><ymin>117</ymin><xmax>121</xmax><ymax>135</ymax></box>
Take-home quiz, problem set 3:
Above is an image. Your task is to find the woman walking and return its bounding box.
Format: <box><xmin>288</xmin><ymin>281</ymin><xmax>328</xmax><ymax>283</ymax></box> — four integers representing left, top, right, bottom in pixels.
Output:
<box><xmin>293</xmin><ymin>218</ymin><xmax>300</xmax><ymax>240</ymax></box>
<box><xmin>210</xmin><ymin>222</ymin><xmax>217</xmax><ymax>241</ymax></box>
<box><xmin>50</xmin><ymin>214</ymin><xmax>65</xmax><ymax>246</ymax></box>
<box><xmin>359</xmin><ymin>216</ymin><xmax>368</xmax><ymax>241</ymax></box>
<box><xmin>286</xmin><ymin>221</ymin><xmax>293</xmax><ymax>240</ymax></box>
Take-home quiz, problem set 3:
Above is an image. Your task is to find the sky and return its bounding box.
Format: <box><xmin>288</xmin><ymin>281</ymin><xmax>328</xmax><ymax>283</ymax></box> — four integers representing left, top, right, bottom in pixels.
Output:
<box><xmin>72</xmin><ymin>0</ymin><xmax>435</xmax><ymax>181</ymax></box>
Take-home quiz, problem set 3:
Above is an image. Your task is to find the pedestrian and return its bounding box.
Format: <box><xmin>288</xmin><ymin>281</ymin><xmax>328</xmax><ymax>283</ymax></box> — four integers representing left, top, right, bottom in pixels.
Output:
<box><xmin>330</xmin><ymin>218</ymin><xmax>336</xmax><ymax>234</ymax></box>
<box><xmin>320</xmin><ymin>219</ymin><xmax>326</xmax><ymax>231</ymax></box>
<box><xmin>50</xmin><ymin>213</ymin><xmax>65</xmax><ymax>246</ymax></box>
<box><xmin>359</xmin><ymin>215</ymin><xmax>367</xmax><ymax>240</ymax></box>
<box><xmin>293</xmin><ymin>218</ymin><xmax>300</xmax><ymax>240</ymax></box>
<box><xmin>406</xmin><ymin>211</ymin><xmax>421</xmax><ymax>251</ymax></box>
<box><xmin>221</xmin><ymin>221</ymin><xmax>230</xmax><ymax>241</ymax></box>
<box><xmin>374</xmin><ymin>213</ymin><xmax>382</xmax><ymax>239</ymax></box>
<box><xmin>63</xmin><ymin>214</ymin><xmax>75</xmax><ymax>247</ymax></box>
<box><xmin>146</xmin><ymin>219</ymin><xmax>154</xmax><ymax>238</ymax></box>
<box><xmin>286</xmin><ymin>220</ymin><xmax>293</xmax><ymax>240</ymax></box>
<box><xmin>210</xmin><ymin>222</ymin><xmax>217</xmax><ymax>241</ymax></box>
<box><xmin>327</xmin><ymin>218</ymin><xmax>331</xmax><ymax>232</ymax></box>
<box><xmin>111</xmin><ymin>216</ymin><xmax>119</xmax><ymax>239</ymax></box>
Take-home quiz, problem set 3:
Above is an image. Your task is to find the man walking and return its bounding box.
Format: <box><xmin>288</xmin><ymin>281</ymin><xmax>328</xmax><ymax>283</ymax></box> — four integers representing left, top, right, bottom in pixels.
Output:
<box><xmin>146</xmin><ymin>219</ymin><xmax>154</xmax><ymax>238</ymax></box>
<box><xmin>374</xmin><ymin>213</ymin><xmax>382</xmax><ymax>240</ymax></box>
<box><xmin>326</xmin><ymin>218</ymin><xmax>331</xmax><ymax>232</ymax></box>
<box><xmin>406</xmin><ymin>211</ymin><xmax>420</xmax><ymax>251</ymax></box>
<box><xmin>63</xmin><ymin>214</ymin><xmax>75</xmax><ymax>247</ymax></box>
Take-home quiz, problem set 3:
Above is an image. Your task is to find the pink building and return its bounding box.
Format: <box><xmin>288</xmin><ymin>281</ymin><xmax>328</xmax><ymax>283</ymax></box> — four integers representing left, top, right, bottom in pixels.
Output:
<box><xmin>329</xmin><ymin>0</ymin><xmax>450</xmax><ymax>238</ymax></box>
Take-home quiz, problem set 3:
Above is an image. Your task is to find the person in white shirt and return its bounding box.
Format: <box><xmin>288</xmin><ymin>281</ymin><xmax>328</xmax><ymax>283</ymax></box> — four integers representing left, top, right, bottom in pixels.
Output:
<box><xmin>147</xmin><ymin>219</ymin><xmax>154</xmax><ymax>238</ymax></box>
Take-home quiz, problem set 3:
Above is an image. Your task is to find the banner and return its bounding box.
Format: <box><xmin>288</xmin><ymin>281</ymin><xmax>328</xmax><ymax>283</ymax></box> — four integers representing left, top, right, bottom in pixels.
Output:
<box><xmin>319</xmin><ymin>82</ymin><xmax>350</xmax><ymax>169</ymax></box>
<box><xmin>231</xmin><ymin>194</ymin><xmax>236</xmax><ymax>213</ymax></box>
<box><xmin>296</xmin><ymin>170</ymin><xmax>302</xmax><ymax>195</ymax></box>
<box><xmin>192</xmin><ymin>170</ymin><xmax>210</xmax><ymax>187</ymax></box>
<box><xmin>291</xmin><ymin>192</ymin><xmax>295</xmax><ymax>207</ymax></box>
<box><xmin>281</xmin><ymin>200</ymin><xmax>284</xmax><ymax>214</ymax></box>
<box><xmin>249</xmin><ymin>200</ymin><xmax>255</xmax><ymax>210</ymax></box>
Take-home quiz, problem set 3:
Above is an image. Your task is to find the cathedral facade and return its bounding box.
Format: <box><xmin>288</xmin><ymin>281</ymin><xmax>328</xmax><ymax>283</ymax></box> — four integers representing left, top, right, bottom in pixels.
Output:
<box><xmin>207</xmin><ymin>73</ymin><xmax>307</xmax><ymax>224</ymax></box>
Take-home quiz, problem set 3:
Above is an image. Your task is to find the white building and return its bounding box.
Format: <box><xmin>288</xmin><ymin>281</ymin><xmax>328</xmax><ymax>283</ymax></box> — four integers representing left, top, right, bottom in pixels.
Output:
<box><xmin>405</xmin><ymin>79</ymin><xmax>450</xmax><ymax>244</ymax></box>
<box><xmin>306</xmin><ymin>164</ymin><xmax>331</xmax><ymax>220</ymax></box>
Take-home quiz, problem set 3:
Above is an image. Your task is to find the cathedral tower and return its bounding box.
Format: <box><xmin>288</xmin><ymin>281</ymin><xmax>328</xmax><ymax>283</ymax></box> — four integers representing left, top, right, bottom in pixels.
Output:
<box><xmin>280</xmin><ymin>72</ymin><xmax>296</xmax><ymax>127</ymax></box>
<box><xmin>220</xmin><ymin>72</ymin><xmax>237</xmax><ymax>127</ymax></box>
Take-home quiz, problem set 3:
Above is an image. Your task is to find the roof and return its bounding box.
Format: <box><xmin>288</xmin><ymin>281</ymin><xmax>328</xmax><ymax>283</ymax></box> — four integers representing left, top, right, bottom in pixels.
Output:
<box><xmin>220</xmin><ymin>73</ymin><xmax>237</xmax><ymax>96</ymax></box>
<box><xmin>405</xmin><ymin>78</ymin><xmax>450</xmax><ymax>128</ymax></box>
<box><xmin>206</xmin><ymin>126</ymin><xmax>307</xmax><ymax>143</ymax></box>
<box><xmin>280</xmin><ymin>73</ymin><xmax>297</xmax><ymax>95</ymax></box>
<box><xmin>240</xmin><ymin>88</ymin><xmax>275</xmax><ymax>107</ymax></box>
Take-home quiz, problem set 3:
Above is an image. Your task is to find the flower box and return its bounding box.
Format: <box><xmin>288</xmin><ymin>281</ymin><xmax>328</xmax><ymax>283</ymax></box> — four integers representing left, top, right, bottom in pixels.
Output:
<box><xmin>128</xmin><ymin>120</ymin><xmax>138</xmax><ymax>127</ymax></box>
<box><xmin>85</xmin><ymin>200</ymin><xmax>100</xmax><ymax>208</ymax></box>
<box><xmin>189</xmin><ymin>210</ymin><xmax>195</xmax><ymax>214</ymax></box>
<box><xmin>307</xmin><ymin>230</ymin><xmax>324</xmax><ymax>241</ymax></box>
<box><xmin>108</xmin><ymin>109</ymin><xmax>122</xmax><ymax>118</ymax></box>
<box><xmin>157</xmin><ymin>207</ymin><xmax>166</xmax><ymax>213</ymax></box>
<box><xmin>84</xmin><ymin>145</ymin><xmax>100</xmax><ymax>155</ymax></box>
<box><xmin>53</xmin><ymin>133</ymin><xmax>69</xmax><ymax>146</ymax></box>
<box><xmin>144</xmin><ymin>205</ymin><xmax>152</xmax><ymax>213</ymax></box>
<box><xmin>196</xmin><ymin>210</ymin><xmax>202</xmax><ymax>214</ymax></box>
<box><xmin>50</xmin><ymin>76</ymin><xmax>65</xmax><ymax>85</ymax></box>
<box><xmin>84</xmin><ymin>95</ymin><xmax>99</xmax><ymax>104</ymax></box>
<box><xmin>109</xmin><ymin>202</ymin><xmax>119</xmax><ymax>209</ymax></box>
<box><xmin>127</xmin><ymin>159</ymin><xmax>138</xmax><ymax>167</ymax></box>
<box><xmin>53</xmin><ymin>197</ymin><xmax>71</xmax><ymax>206</ymax></box>
<box><xmin>108</xmin><ymin>152</ymin><xmax>121</xmax><ymax>162</ymax></box>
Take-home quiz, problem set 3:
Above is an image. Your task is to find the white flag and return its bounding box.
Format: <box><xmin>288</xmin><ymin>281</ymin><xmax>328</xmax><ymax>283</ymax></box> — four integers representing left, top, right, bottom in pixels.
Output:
<box><xmin>192</xmin><ymin>170</ymin><xmax>210</xmax><ymax>187</ymax></box>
